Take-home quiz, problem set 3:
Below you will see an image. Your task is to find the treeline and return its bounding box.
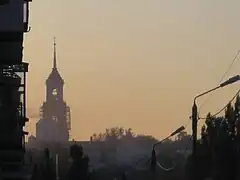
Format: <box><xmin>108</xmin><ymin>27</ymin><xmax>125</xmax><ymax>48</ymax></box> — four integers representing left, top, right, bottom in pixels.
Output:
<box><xmin>186</xmin><ymin>95</ymin><xmax>240</xmax><ymax>180</ymax></box>
<box><xmin>91</xmin><ymin>127</ymin><xmax>156</xmax><ymax>142</ymax></box>
<box><xmin>28</xmin><ymin>126</ymin><xmax>193</xmax><ymax>180</ymax></box>
<box><xmin>28</xmin><ymin>95</ymin><xmax>240</xmax><ymax>180</ymax></box>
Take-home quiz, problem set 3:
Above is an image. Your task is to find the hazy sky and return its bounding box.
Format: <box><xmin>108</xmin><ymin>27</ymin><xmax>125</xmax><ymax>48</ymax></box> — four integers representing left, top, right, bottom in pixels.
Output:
<box><xmin>24</xmin><ymin>0</ymin><xmax>240</xmax><ymax>140</ymax></box>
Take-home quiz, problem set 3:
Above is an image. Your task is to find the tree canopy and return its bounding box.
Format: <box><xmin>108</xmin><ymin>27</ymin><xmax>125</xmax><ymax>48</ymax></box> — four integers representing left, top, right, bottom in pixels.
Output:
<box><xmin>187</xmin><ymin>94</ymin><xmax>240</xmax><ymax>180</ymax></box>
<box><xmin>90</xmin><ymin>127</ymin><xmax>158</xmax><ymax>142</ymax></box>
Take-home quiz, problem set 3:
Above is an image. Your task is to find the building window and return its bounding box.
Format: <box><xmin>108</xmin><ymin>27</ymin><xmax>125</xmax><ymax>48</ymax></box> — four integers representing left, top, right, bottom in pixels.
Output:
<box><xmin>52</xmin><ymin>116</ymin><xmax>58</xmax><ymax>122</ymax></box>
<box><xmin>52</xmin><ymin>88</ymin><xmax>58</xmax><ymax>96</ymax></box>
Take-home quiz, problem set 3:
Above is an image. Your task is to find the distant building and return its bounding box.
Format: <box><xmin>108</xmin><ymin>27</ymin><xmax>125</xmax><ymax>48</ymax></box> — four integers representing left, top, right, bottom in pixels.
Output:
<box><xmin>35</xmin><ymin>38</ymin><xmax>71</xmax><ymax>144</ymax></box>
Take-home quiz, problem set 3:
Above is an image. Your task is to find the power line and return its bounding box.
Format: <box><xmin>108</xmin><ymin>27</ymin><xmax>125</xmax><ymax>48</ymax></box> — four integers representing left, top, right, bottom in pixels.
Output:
<box><xmin>184</xmin><ymin>118</ymin><xmax>191</xmax><ymax>128</ymax></box>
<box><xmin>125</xmin><ymin>50</ymin><xmax>240</xmax><ymax>176</ymax></box>
<box><xmin>199</xmin><ymin>50</ymin><xmax>240</xmax><ymax>110</ymax></box>
<box><xmin>123</xmin><ymin>52</ymin><xmax>240</xmax><ymax>174</ymax></box>
<box><xmin>156</xmin><ymin>160</ymin><xmax>176</xmax><ymax>171</ymax></box>
<box><xmin>123</xmin><ymin>92</ymin><xmax>239</xmax><ymax>176</ymax></box>
<box><xmin>199</xmin><ymin>89</ymin><xmax>240</xmax><ymax>120</ymax></box>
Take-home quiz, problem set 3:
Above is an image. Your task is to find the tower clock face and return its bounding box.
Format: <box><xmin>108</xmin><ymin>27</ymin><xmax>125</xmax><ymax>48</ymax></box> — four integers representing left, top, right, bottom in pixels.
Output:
<box><xmin>52</xmin><ymin>88</ymin><xmax>58</xmax><ymax>96</ymax></box>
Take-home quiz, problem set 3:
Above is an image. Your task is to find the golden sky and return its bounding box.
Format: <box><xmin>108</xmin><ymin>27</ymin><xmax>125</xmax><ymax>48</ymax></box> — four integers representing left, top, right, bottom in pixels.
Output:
<box><xmin>23</xmin><ymin>0</ymin><xmax>240</xmax><ymax>140</ymax></box>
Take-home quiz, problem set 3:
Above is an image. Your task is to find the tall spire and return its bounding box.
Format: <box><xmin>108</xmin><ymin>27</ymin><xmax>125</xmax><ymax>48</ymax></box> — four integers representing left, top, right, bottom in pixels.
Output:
<box><xmin>53</xmin><ymin>37</ymin><xmax>57</xmax><ymax>69</ymax></box>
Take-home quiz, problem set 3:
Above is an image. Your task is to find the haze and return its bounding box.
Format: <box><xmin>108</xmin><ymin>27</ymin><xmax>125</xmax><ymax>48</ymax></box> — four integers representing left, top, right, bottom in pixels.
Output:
<box><xmin>23</xmin><ymin>0</ymin><xmax>240</xmax><ymax>140</ymax></box>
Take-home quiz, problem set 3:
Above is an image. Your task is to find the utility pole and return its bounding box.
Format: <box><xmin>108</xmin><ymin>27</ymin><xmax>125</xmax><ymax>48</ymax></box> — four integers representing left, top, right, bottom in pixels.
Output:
<box><xmin>191</xmin><ymin>101</ymin><xmax>198</xmax><ymax>180</ymax></box>
<box><xmin>191</xmin><ymin>75</ymin><xmax>240</xmax><ymax>179</ymax></box>
<box><xmin>192</xmin><ymin>75</ymin><xmax>240</xmax><ymax>155</ymax></box>
<box><xmin>192</xmin><ymin>101</ymin><xmax>197</xmax><ymax>157</ymax></box>
<box><xmin>56</xmin><ymin>153</ymin><xmax>59</xmax><ymax>180</ymax></box>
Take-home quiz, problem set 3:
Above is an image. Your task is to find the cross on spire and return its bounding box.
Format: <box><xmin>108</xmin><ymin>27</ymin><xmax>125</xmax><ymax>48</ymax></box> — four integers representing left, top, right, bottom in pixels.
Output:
<box><xmin>53</xmin><ymin>37</ymin><xmax>57</xmax><ymax>69</ymax></box>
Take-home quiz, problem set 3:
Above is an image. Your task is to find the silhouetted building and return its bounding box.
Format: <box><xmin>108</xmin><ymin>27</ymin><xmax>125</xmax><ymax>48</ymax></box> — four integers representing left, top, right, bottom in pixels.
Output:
<box><xmin>36</xmin><ymin>38</ymin><xmax>71</xmax><ymax>144</ymax></box>
<box><xmin>0</xmin><ymin>0</ymin><xmax>32</xmax><ymax>179</ymax></box>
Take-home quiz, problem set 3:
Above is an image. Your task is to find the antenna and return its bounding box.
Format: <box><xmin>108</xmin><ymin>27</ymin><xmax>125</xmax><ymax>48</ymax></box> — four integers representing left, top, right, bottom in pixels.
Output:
<box><xmin>53</xmin><ymin>37</ymin><xmax>57</xmax><ymax>69</ymax></box>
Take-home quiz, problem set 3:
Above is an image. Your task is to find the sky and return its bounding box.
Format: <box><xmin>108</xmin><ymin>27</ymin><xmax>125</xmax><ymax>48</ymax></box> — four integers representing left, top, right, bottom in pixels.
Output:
<box><xmin>24</xmin><ymin>0</ymin><xmax>240</xmax><ymax>140</ymax></box>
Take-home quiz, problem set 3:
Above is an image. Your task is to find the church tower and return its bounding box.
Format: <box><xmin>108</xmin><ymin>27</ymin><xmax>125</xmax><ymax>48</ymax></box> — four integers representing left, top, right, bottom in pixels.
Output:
<box><xmin>36</xmin><ymin>38</ymin><xmax>71</xmax><ymax>144</ymax></box>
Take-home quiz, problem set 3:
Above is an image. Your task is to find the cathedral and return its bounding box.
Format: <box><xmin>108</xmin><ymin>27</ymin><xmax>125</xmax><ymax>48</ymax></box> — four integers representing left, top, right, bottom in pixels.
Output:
<box><xmin>35</xmin><ymin>38</ymin><xmax>71</xmax><ymax>144</ymax></box>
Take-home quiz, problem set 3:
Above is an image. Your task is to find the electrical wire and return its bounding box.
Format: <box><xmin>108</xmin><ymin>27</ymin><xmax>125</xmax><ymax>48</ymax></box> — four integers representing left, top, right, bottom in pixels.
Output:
<box><xmin>199</xmin><ymin>89</ymin><xmax>240</xmax><ymax>120</ymax></box>
<box><xmin>151</xmin><ymin>120</ymin><xmax>191</xmax><ymax>171</ymax></box>
<box><xmin>156</xmin><ymin>160</ymin><xmax>176</xmax><ymax>171</ymax></box>
<box><xmin>184</xmin><ymin>118</ymin><xmax>191</xmax><ymax>128</ymax></box>
<box><xmin>125</xmin><ymin>50</ymin><xmax>240</xmax><ymax>175</ymax></box>
<box><xmin>128</xmin><ymin>151</ymin><xmax>177</xmax><ymax>172</ymax></box>
<box><xmin>199</xmin><ymin>50</ymin><xmax>240</xmax><ymax>110</ymax></box>
<box><xmin>152</xmin><ymin>149</ymin><xmax>177</xmax><ymax>172</ymax></box>
<box><xmin>123</xmin><ymin>130</ymin><xmax>183</xmax><ymax>174</ymax></box>
<box><xmin>121</xmin><ymin>87</ymin><xmax>201</xmax><ymax>175</ymax></box>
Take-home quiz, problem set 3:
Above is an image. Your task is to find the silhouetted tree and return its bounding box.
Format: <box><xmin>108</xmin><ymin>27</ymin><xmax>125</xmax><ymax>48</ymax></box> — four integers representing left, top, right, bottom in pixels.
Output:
<box><xmin>124</xmin><ymin>128</ymin><xmax>135</xmax><ymax>138</ymax></box>
<box><xmin>176</xmin><ymin>131</ymin><xmax>188</xmax><ymax>141</ymax></box>
<box><xmin>91</xmin><ymin>127</ymin><xmax>138</xmax><ymax>142</ymax></box>
<box><xmin>27</xmin><ymin>126</ymin><xmax>193</xmax><ymax>180</ymax></box>
<box><xmin>31</xmin><ymin>164</ymin><xmax>39</xmax><ymax>180</ymax></box>
<box><xmin>68</xmin><ymin>144</ymin><xmax>89</xmax><ymax>180</ymax></box>
<box><xmin>190</xmin><ymin>95</ymin><xmax>240</xmax><ymax>180</ymax></box>
<box><xmin>39</xmin><ymin>148</ymin><xmax>56</xmax><ymax>180</ymax></box>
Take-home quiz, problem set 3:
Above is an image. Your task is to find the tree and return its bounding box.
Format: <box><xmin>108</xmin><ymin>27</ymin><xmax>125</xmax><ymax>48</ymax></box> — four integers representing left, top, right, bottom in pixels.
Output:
<box><xmin>176</xmin><ymin>131</ymin><xmax>188</xmax><ymax>141</ymax></box>
<box><xmin>92</xmin><ymin>133</ymin><xmax>97</xmax><ymax>141</ymax></box>
<box><xmin>91</xmin><ymin>127</ymin><xmax>138</xmax><ymax>142</ymax></box>
<box><xmin>225</xmin><ymin>103</ymin><xmax>235</xmax><ymax>135</ymax></box>
<box><xmin>125</xmin><ymin>128</ymin><xmax>135</xmax><ymax>138</ymax></box>
<box><xmin>192</xmin><ymin>96</ymin><xmax>240</xmax><ymax>180</ymax></box>
<box><xmin>105</xmin><ymin>127</ymin><xmax>119</xmax><ymax>141</ymax></box>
